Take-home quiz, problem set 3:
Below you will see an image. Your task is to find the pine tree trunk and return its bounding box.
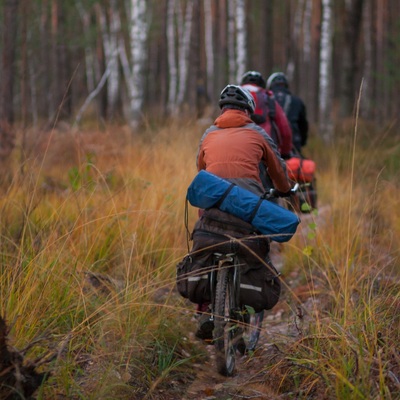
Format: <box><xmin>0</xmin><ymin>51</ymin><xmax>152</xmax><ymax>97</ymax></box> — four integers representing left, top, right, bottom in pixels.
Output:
<box><xmin>301</xmin><ymin>0</ymin><xmax>312</xmax><ymax>110</ymax></box>
<box><xmin>342</xmin><ymin>0</ymin><xmax>365</xmax><ymax>117</ymax></box>
<box><xmin>0</xmin><ymin>0</ymin><xmax>19</xmax><ymax>160</ymax></box>
<box><xmin>361</xmin><ymin>0</ymin><xmax>372</xmax><ymax>119</ymax></box>
<box><xmin>167</xmin><ymin>0</ymin><xmax>177</xmax><ymax>114</ymax></box>
<box><xmin>215</xmin><ymin>0</ymin><xmax>228</xmax><ymax>98</ymax></box>
<box><xmin>176</xmin><ymin>1</ymin><xmax>194</xmax><ymax>107</ymax></box>
<box><xmin>204</xmin><ymin>0</ymin><xmax>214</xmax><ymax>102</ymax></box>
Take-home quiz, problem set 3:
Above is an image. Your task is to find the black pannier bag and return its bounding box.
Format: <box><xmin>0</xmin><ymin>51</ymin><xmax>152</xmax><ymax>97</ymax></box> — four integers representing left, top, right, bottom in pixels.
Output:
<box><xmin>176</xmin><ymin>208</ymin><xmax>281</xmax><ymax>312</ymax></box>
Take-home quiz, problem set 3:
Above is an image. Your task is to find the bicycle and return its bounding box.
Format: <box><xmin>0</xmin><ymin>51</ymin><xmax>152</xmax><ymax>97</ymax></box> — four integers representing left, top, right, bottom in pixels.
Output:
<box><xmin>205</xmin><ymin>184</ymin><xmax>299</xmax><ymax>376</ymax></box>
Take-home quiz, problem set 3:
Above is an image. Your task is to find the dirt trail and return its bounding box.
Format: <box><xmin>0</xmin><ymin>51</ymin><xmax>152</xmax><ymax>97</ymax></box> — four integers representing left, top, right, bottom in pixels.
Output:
<box><xmin>181</xmin><ymin>309</ymin><xmax>301</xmax><ymax>400</ymax></box>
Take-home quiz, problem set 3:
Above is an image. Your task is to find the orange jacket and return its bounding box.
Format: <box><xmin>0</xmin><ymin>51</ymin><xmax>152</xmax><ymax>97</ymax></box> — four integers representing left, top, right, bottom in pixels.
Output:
<box><xmin>197</xmin><ymin>109</ymin><xmax>291</xmax><ymax>195</ymax></box>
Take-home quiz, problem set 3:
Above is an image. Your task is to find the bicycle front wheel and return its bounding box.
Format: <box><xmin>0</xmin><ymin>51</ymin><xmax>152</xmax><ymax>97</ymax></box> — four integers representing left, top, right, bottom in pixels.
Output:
<box><xmin>213</xmin><ymin>266</ymin><xmax>238</xmax><ymax>376</ymax></box>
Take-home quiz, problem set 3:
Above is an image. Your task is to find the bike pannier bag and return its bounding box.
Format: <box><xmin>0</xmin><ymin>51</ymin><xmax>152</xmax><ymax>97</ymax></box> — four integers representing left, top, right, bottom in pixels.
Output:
<box><xmin>286</xmin><ymin>157</ymin><xmax>316</xmax><ymax>183</ymax></box>
<box><xmin>176</xmin><ymin>209</ymin><xmax>281</xmax><ymax>310</ymax></box>
<box><xmin>186</xmin><ymin>170</ymin><xmax>300</xmax><ymax>243</ymax></box>
<box><xmin>176</xmin><ymin>248</ymin><xmax>214</xmax><ymax>304</ymax></box>
<box><xmin>239</xmin><ymin>262</ymin><xmax>281</xmax><ymax>312</ymax></box>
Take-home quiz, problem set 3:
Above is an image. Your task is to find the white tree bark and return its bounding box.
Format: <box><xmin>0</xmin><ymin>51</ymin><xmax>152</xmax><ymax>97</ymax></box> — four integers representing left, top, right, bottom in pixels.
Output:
<box><xmin>227</xmin><ymin>0</ymin><xmax>236</xmax><ymax>83</ymax></box>
<box><xmin>97</xmin><ymin>1</ymin><xmax>120</xmax><ymax>117</ymax></box>
<box><xmin>126</xmin><ymin>0</ymin><xmax>148</xmax><ymax>128</ymax></box>
<box><xmin>166</xmin><ymin>0</ymin><xmax>193</xmax><ymax>114</ymax></box>
<box><xmin>319</xmin><ymin>0</ymin><xmax>334</xmax><ymax>142</ymax></box>
<box><xmin>234</xmin><ymin>0</ymin><xmax>247</xmax><ymax>83</ymax></box>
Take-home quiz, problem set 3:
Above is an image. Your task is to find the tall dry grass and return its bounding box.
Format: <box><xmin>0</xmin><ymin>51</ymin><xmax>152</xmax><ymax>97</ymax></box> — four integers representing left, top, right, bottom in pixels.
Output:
<box><xmin>0</xmin><ymin>118</ymin><xmax>399</xmax><ymax>399</ymax></box>
<box><xmin>0</xmin><ymin>121</ymin><xmax>203</xmax><ymax>398</ymax></box>
<box><xmin>275</xmin><ymin>122</ymin><xmax>400</xmax><ymax>398</ymax></box>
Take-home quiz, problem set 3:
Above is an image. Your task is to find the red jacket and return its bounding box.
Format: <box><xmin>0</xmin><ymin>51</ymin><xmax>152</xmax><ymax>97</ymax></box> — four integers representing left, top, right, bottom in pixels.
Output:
<box><xmin>241</xmin><ymin>84</ymin><xmax>293</xmax><ymax>157</ymax></box>
<box><xmin>197</xmin><ymin>109</ymin><xmax>291</xmax><ymax>195</ymax></box>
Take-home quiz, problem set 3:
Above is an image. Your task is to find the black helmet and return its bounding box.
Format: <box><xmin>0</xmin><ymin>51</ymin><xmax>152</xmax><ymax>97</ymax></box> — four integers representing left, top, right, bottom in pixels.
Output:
<box><xmin>240</xmin><ymin>70</ymin><xmax>266</xmax><ymax>89</ymax></box>
<box><xmin>267</xmin><ymin>72</ymin><xmax>289</xmax><ymax>89</ymax></box>
<box><xmin>219</xmin><ymin>85</ymin><xmax>256</xmax><ymax>113</ymax></box>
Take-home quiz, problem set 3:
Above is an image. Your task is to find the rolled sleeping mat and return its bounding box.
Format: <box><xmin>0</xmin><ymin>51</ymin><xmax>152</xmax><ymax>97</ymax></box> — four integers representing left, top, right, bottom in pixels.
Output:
<box><xmin>187</xmin><ymin>170</ymin><xmax>300</xmax><ymax>242</ymax></box>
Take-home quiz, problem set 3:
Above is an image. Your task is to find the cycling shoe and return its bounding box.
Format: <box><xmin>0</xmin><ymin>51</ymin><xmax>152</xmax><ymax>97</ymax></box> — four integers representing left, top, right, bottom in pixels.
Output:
<box><xmin>195</xmin><ymin>314</ymin><xmax>214</xmax><ymax>342</ymax></box>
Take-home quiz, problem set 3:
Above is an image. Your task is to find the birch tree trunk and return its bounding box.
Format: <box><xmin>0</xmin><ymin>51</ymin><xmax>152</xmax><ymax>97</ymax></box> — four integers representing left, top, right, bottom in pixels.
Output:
<box><xmin>319</xmin><ymin>0</ymin><xmax>334</xmax><ymax>143</ymax></box>
<box><xmin>227</xmin><ymin>0</ymin><xmax>236</xmax><ymax>83</ymax></box>
<box><xmin>234</xmin><ymin>0</ymin><xmax>247</xmax><ymax>83</ymax></box>
<box><xmin>166</xmin><ymin>0</ymin><xmax>194</xmax><ymax>114</ymax></box>
<box><xmin>126</xmin><ymin>0</ymin><xmax>148</xmax><ymax>128</ymax></box>
<box><xmin>96</xmin><ymin>1</ymin><xmax>121</xmax><ymax>119</ymax></box>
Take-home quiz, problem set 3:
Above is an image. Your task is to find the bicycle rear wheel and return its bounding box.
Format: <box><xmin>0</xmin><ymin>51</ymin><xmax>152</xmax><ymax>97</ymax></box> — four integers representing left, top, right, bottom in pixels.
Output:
<box><xmin>213</xmin><ymin>266</ymin><xmax>238</xmax><ymax>376</ymax></box>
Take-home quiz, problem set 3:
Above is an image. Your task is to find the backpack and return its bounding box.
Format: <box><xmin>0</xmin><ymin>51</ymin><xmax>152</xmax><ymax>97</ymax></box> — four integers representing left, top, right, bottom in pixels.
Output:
<box><xmin>274</xmin><ymin>90</ymin><xmax>292</xmax><ymax>115</ymax></box>
<box><xmin>252</xmin><ymin>90</ymin><xmax>282</xmax><ymax>149</ymax></box>
<box><xmin>176</xmin><ymin>208</ymin><xmax>281</xmax><ymax>312</ymax></box>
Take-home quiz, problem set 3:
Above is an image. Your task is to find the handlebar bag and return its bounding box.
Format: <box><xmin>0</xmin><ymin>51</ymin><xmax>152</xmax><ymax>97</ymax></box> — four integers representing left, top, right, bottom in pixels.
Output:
<box><xmin>187</xmin><ymin>170</ymin><xmax>300</xmax><ymax>242</ymax></box>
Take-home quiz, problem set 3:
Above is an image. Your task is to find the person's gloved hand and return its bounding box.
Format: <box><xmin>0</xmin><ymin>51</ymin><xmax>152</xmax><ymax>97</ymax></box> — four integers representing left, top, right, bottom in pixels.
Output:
<box><xmin>274</xmin><ymin>189</ymin><xmax>293</xmax><ymax>197</ymax></box>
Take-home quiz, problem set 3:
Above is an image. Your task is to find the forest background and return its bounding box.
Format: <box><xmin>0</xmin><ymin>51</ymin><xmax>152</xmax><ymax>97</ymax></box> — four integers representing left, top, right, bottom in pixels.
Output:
<box><xmin>0</xmin><ymin>0</ymin><xmax>399</xmax><ymax>399</ymax></box>
<box><xmin>1</xmin><ymin>0</ymin><xmax>400</xmax><ymax>152</ymax></box>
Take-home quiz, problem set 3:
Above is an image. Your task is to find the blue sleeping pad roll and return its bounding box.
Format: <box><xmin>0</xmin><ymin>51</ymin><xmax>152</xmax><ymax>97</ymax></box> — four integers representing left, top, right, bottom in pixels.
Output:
<box><xmin>187</xmin><ymin>170</ymin><xmax>300</xmax><ymax>242</ymax></box>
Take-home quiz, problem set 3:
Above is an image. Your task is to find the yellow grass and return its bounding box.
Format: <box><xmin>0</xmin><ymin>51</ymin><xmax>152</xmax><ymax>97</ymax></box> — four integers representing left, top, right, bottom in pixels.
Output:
<box><xmin>0</xmin><ymin>119</ymin><xmax>399</xmax><ymax>399</ymax></box>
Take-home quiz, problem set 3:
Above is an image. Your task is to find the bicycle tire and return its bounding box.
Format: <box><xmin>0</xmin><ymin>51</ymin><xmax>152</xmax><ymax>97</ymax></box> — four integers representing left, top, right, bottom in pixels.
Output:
<box><xmin>214</xmin><ymin>265</ymin><xmax>237</xmax><ymax>376</ymax></box>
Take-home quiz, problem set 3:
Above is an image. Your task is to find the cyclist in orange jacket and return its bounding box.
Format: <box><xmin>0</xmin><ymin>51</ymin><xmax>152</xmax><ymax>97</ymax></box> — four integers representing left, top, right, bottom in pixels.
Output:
<box><xmin>194</xmin><ymin>85</ymin><xmax>292</xmax><ymax>343</ymax></box>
